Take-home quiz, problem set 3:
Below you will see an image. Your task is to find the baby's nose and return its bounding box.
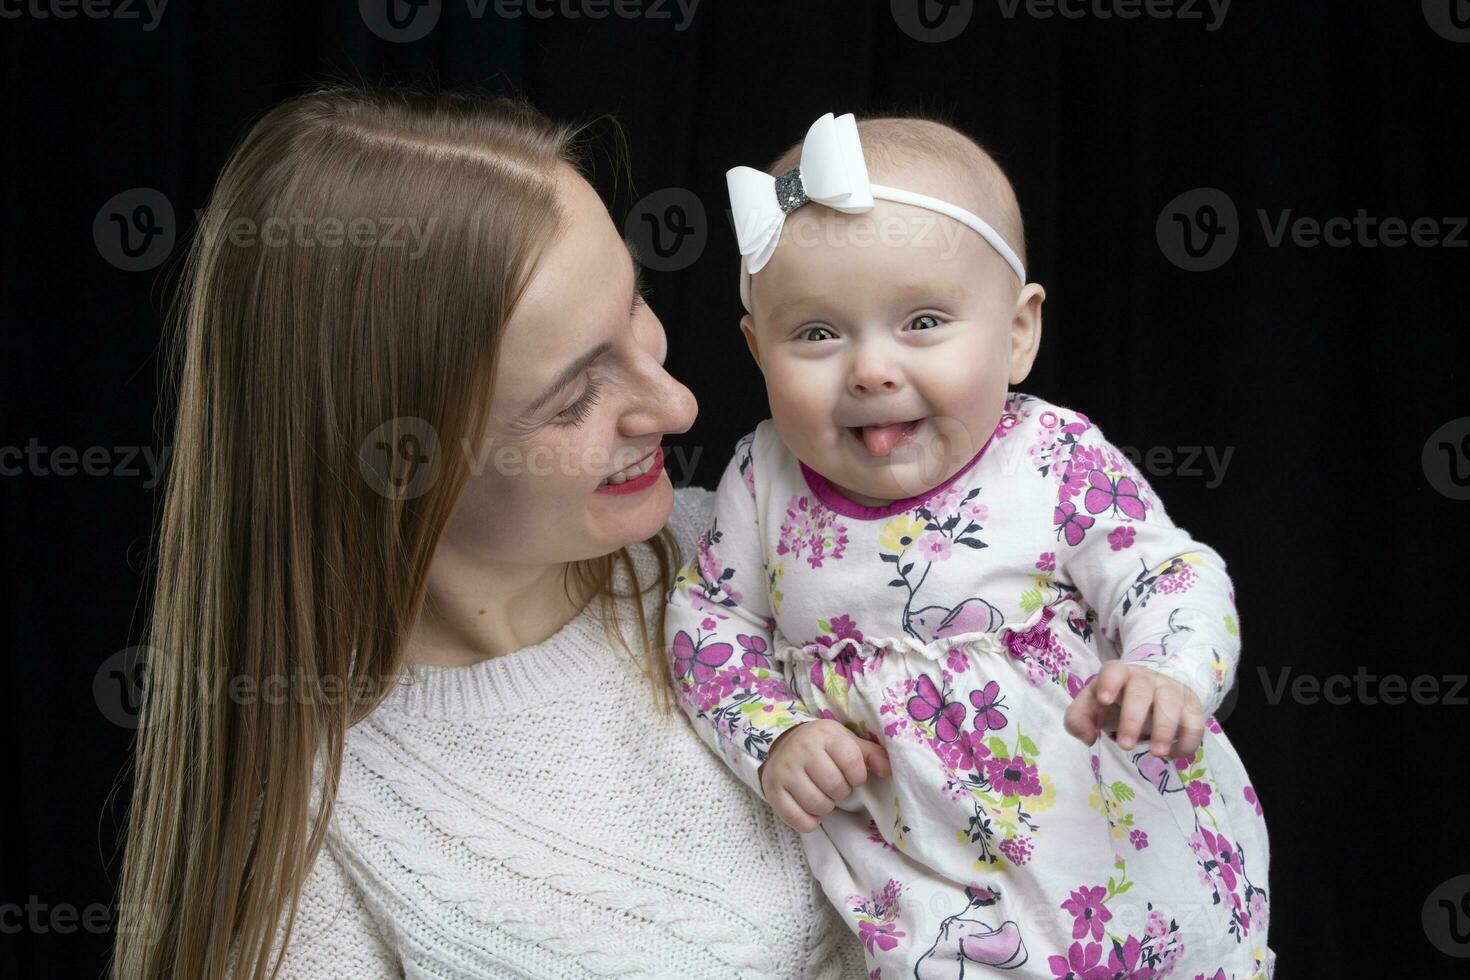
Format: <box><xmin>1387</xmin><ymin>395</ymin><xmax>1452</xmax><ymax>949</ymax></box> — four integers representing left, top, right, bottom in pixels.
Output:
<box><xmin>848</xmin><ymin>352</ymin><xmax>903</xmax><ymax>394</ymax></box>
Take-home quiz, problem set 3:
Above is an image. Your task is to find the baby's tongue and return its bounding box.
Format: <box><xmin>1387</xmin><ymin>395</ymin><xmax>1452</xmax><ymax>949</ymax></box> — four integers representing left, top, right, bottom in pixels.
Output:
<box><xmin>860</xmin><ymin>421</ymin><xmax>914</xmax><ymax>457</ymax></box>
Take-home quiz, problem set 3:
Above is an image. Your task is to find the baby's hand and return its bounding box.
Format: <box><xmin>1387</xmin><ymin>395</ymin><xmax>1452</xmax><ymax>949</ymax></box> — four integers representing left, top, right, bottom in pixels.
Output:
<box><xmin>1063</xmin><ymin>661</ymin><xmax>1204</xmax><ymax>760</ymax></box>
<box><xmin>758</xmin><ymin>720</ymin><xmax>892</xmax><ymax>832</ymax></box>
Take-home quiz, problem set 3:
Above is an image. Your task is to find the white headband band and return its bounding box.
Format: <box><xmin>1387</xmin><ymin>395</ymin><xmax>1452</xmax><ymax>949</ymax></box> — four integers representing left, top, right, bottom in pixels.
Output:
<box><xmin>726</xmin><ymin>112</ymin><xmax>1026</xmax><ymax>313</ymax></box>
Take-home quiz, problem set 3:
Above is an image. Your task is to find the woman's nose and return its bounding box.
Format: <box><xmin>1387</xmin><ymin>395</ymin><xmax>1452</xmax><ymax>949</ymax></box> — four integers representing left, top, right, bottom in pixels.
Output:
<box><xmin>622</xmin><ymin>360</ymin><xmax>698</xmax><ymax>438</ymax></box>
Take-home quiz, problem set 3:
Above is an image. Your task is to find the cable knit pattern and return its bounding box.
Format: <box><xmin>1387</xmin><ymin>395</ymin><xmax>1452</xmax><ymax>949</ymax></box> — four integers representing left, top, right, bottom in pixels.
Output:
<box><xmin>264</xmin><ymin>487</ymin><xmax>868</xmax><ymax>979</ymax></box>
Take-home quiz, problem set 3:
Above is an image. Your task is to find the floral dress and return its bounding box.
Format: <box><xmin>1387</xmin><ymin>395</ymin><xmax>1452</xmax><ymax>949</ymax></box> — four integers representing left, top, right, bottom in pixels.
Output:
<box><xmin>665</xmin><ymin>392</ymin><xmax>1274</xmax><ymax>980</ymax></box>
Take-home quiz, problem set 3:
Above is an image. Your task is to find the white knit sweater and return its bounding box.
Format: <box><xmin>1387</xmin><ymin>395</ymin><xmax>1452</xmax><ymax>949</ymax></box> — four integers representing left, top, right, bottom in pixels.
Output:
<box><xmin>268</xmin><ymin>487</ymin><xmax>868</xmax><ymax>980</ymax></box>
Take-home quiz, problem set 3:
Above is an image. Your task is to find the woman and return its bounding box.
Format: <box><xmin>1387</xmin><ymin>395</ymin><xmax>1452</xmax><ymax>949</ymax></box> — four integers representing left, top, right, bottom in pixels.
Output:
<box><xmin>112</xmin><ymin>87</ymin><xmax>867</xmax><ymax>979</ymax></box>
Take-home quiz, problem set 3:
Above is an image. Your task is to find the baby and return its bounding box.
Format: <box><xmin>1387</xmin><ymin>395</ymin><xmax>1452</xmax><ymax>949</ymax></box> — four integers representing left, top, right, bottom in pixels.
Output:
<box><xmin>665</xmin><ymin>112</ymin><xmax>1273</xmax><ymax>980</ymax></box>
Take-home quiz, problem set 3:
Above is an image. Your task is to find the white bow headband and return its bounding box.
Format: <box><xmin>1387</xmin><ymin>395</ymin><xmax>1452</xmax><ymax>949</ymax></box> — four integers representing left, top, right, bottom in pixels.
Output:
<box><xmin>726</xmin><ymin>112</ymin><xmax>1026</xmax><ymax>313</ymax></box>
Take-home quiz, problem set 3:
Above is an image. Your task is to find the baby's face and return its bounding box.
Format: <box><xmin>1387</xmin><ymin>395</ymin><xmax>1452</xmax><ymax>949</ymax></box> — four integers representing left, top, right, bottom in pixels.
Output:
<box><xmin>741</xmin><ymin>194</ymin><xmax>1041</xmax><ymax>508</ymax></box>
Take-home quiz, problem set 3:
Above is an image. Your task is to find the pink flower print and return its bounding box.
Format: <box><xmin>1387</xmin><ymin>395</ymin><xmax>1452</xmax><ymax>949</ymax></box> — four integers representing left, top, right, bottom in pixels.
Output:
<box><xmin>930</xmin><ymin>483</ymin><xmax>964</xmax><ymax>516</ymax></box>
<box><xmin>1186</xmin><ymin>780</ymin><xmax>1213</xmax><ymax>809</ymax></box>
<box><xmin>696</xmin><ymin>532</ymin><xmax>723</xmax><ymax>586</ymax></box>
<box><xmin>916</xmin><ymin>531</ymin><xmax>953</xmax><ymax>562</ymax></box>
<box><xmin>963</xmin><ymin>501</ymin><xmax>988</xmax><ymax>522</ymax></box>
<box><xmin>1193</xmin><ymin>972</ymin><xmax>1228</xmax><ymax>980</ymax></box>
<box><xmin>815</xmin><ymin>613</ymin><xmax>865</xmax><ymax>651</ymax></box>
<box><xmin>999</xmin><ymin>835</ymin><xmax>1034</xmax><ymax>866</ymax></box>
<box><xmin>1059</xmin><ymin>464</ymin><xmax>1089</xmax><ymax>501</ymax></box>
<box><xmin>1040</xmin><ymin>410</ymin><xmax>1058</xmax><ymax>430</ymax></box>
<box><xmin>858</xmin><ymin>919</ymin><xmax>904</xmax><ymax>954</ymax></box>
<box><xmin>1129</xmin><ymin>829</ymin><xmax>1149</xmax><ymax>850</ymax></box>
<box><xmin>1249</xmin><ymin>891</ymin><xmax>1269</xmax><ymax>935</ymax></box>
<box><xmin>985</xmin><ymin>754</ymin><xmax>1042</xmax><ymax>797</ymax></box>
<box><xmin>736</xmin><ymin>633</ymin><xmax>769</xmax><ymax>667</ymax></box>
<box><xmin>1244</xmin><ymin>785</ymin><xmax>1264</xmax><ymax>815</ymax></box>
<box><xmin>1054</xmin><ymin>501</ymin><xmax>1095</xmax><ymax>546</ymax></box>
<box><xmin>1156</xmin><ymin>562</ymin><xmax>1198</xmax><ymax>595</ymax></box>
<box><xmin>1036</xmin><ymin>551</ymin><xmax>1056</xmax><ymax>572</ymax></box>
<box><xmin>810</xmin><ymin>651</ymin><xmax>860</xmax><ymax>695</ymax></box>
<box><xmin>945</xmin><ymin>647</ymin><xmax>969</xmax><ymax>674</ymax></box>
<box><xmin>1106</xmin><ymin>936</ymin><xmax>1152</xmax><ymax>979</ymax></box>
<box><xmin>725</xmin><ymin>666</ymin><xmax>756</xmax><ymax>690</ymax></box>
<box><xmin>1192</xmin><ymin>828</ymin><xmax>1241</xmax><ymax>892</ymax></box>
<box><xmin>701</xmin><ymin>617</ymin><xmax>717</xmax><ymax>630</ymax></box>
<box><xmin>1107</xmin><ymin>526</ymin><xmax>1136</xmax><ymax>551</ymax></box>
<box><xmin>1048</xmin><ymin>940</ymin><xmax>1109</xmax><ymax>980</ymax></box>
<box><xmin>866</xmin><ymin>819</ymin><xmax>898</xmax><ymax>853</ymax></box>
<box><xmin>1061</xmin><ymin>885</ymin><xmax>1112</xmax><ymax>942</ymax></box>
<box><xmin>1144</xmin><ymin>908</ymin><xmax>1169</xmax><ymax>939</ymax></box>
<box><xmin>777</xmin><ymin>496</ymin><xmax>849</xmax><ymax>568</ymax></box>
<box><xmin>996</xmin><ymin>411</ymin><xmax>1019</xmax><ymax>437</ymax></box>
<box><xmin>937</xmin><ymin>728</ymin><xmax>990</xmax><ymax>773</ymax></box>
<box><xmin>1205</xmin><ymin>715</ymin><xmax>1223</xmax><ymax>734</ymax></box>
<box><xmin>1090</xmin><ymin>754</ymin><xmax>1101</xmax><ymax>777</ymax></box>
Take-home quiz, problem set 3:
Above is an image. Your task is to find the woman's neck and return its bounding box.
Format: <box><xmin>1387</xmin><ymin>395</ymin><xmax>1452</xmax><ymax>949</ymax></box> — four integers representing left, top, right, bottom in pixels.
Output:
<box><xmin>404</xmin><ymin>545</ymin><xmax>602</xmax><ymax>667</ymax></box>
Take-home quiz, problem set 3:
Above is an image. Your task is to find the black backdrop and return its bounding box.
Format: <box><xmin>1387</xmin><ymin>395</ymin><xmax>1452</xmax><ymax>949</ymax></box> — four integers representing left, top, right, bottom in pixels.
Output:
<box><xmin>5</xmin><ymin>2</ymin><xmax>1470</xmax><ymax>977</ymax></box>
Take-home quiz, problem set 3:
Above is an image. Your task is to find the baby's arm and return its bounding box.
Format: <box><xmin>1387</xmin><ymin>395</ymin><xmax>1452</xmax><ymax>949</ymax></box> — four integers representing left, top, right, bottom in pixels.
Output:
<box><xmin>1052</xmin><ymin>418</ymin><xmax>1240</xmax><ymax>756</ymax></box>
<box><xmin>665</xmin><ymin>434</ymin><xmax>888</xmax><ymax>830</ymax></box>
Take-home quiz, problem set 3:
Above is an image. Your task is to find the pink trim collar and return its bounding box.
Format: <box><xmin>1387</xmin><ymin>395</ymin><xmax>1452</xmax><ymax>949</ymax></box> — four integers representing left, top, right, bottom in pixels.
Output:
<box><xmin>799</xmin><ymin>423</ymin><xmax>1002</xmax><ymax>521</ymax></box>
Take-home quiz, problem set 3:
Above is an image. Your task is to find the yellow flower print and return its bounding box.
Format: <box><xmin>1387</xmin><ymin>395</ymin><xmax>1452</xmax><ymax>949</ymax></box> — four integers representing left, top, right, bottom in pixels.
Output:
<box><xmin>879</xmin><ymin>515</ymin><xmax>926</xmax><ymax>555</ymax></box>
<box><xmin>1030</xmin><ymin>774</ymin><xmax>1056</xmax><ymax>813</ymax></box>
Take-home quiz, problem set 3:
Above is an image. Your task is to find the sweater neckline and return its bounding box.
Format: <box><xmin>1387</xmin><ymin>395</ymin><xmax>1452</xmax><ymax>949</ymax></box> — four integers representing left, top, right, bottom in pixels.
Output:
<box><xmin>376</xmin><ymin>559</ymin><xmax>649</xmax><ymax>720</ymax></box>
<box><xmin>797</xmin><ymin>413</ymin><xmax>1012</xmax><ymax>521</ymax></box>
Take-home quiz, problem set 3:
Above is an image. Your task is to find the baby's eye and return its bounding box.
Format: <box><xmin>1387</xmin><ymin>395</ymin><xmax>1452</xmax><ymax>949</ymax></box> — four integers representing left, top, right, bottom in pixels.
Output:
<box><xmin>907</xmin><ymin>314</ymin><xmax>942</xmax><ymax>331</ymax></box>
<box><xmin>798</xmin><ymin>326</ymin><xmax>836</xmax><ymax>342</ymax></box>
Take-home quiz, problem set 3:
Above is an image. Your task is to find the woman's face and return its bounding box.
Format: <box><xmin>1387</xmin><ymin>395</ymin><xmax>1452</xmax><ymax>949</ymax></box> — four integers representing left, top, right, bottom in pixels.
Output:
<box><xmin>445</xmin><ymin>165</ymin><xmax>698</xmax><ymax>566</ymax></box>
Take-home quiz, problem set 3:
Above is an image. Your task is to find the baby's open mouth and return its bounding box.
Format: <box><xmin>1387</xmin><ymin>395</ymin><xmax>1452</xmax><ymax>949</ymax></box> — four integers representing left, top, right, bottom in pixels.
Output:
<box><xmin>849</xmin><ymin>418</ymin><xmax>925</xmax><ymax>457</ymax></box>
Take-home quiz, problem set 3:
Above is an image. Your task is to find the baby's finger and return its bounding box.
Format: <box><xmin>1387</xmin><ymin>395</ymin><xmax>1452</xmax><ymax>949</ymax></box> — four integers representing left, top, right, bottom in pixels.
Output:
<box><xmin>1173</xmin><ymin>703</ymin><xmax>1206</xmax><ymax>759</ymax></box>
<box><xmin>1063</xmin><ymin>686</ymin><xmax>1099</xmax><ymax>743</ymax></box>
<box><xmin>1115</xmin><ymin>674</ymin><xmax>1155</xmax><ymax>750</ymax></box>
<box><xmin>784</xmin><ymin>770</ymin><xmax>836</xmax><ymax>819</ymax></box>
<box><xmin>826</xmin><ymin>735</ymin><xmax>869</xmax><ymax>790</ymax></box>
<box><xmin>1094</xmin><ymin>660</ymin><xmax>1131</xmax><ymax>707</ymax></box>
<box><xmin>769</xmin><ymin>788</ymin><xmax>820</xmax><ymax>833</ymax></box>
<box><xmin>1148</xmin><ymin>686</ymin><xmax>1183</xmax><ymax>757</ymax></box>
<box><xmin>858</xmin><ymin>738</ymin><xmax>892</xmax><ymax>779</ymax></box>
<box><xmin>810</xmin><ymin>750</ymin><xmax>856</xmax><ymax>801</ymax></box>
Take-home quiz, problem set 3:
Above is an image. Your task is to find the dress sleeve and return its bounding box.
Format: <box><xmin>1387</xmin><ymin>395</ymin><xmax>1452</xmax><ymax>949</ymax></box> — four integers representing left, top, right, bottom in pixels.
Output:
<box><xmin>1051</xmin><ymin>418</ymin><xmax>1241</xmax><ymax>717</ymax></box>
<box><xmin>664</xmin><ymin>431</ymin><xmax>818</xmax><ymax>798</ymax></box>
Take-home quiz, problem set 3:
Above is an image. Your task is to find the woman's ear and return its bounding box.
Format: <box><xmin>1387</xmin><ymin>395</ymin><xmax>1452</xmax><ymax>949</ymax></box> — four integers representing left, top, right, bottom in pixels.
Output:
<box><xmin>740</xmin><ymin>314</ymin><xmax>762</xmax><ymax>368</ymax></box>
<box><xmin>1008</xmin><ymin>282</ymin><xmax>1046</xmax><ymax>385</ymax></box>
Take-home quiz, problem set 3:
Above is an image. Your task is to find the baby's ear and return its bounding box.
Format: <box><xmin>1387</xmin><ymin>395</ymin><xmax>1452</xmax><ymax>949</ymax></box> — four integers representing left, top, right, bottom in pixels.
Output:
<box><xmin>740</xmin><ymin>315</ymin><xmax>762</xmax><ymax>367</ymax></box>
<box><xmin>1008</xmin><ymin>282</ymin><xmax>1046</xmax><ymax>385</ymax></box>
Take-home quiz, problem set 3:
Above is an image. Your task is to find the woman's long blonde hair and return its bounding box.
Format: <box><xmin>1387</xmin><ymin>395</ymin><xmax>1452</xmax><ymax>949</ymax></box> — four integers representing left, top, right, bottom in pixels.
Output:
<box><xmin>111</xmin><ymin>85</ymin><xmax>680</xmax><ymax>980</ymax></box>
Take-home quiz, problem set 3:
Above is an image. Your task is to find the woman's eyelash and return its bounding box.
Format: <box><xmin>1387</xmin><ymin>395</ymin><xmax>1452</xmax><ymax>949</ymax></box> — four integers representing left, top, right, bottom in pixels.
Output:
<box><xmin>631</xmin><ymin>273</ymin><xmax>649</xmax><ymax>314</ymax></box>
<box><xmin>556</xmin><ymin>377</ymin><xmax>603</xmax><ymax>426</ymax></box>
